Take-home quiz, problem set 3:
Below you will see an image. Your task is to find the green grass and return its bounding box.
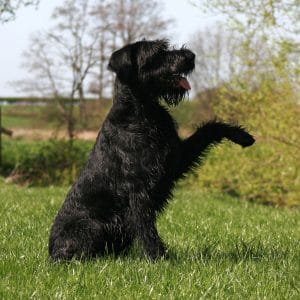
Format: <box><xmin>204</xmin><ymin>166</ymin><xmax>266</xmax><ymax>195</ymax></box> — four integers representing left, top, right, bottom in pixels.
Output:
<box><xmin>0</xmin><ymin>181</ymin><xmax>299</xmax><ymax>299</ymax></box>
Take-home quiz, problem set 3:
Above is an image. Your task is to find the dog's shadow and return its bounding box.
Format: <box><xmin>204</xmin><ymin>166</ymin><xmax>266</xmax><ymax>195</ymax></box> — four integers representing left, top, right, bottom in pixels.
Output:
<box><xmin>164</xmin><ymin>240</ymin><xmax>290</xmax><ymax>264</ymax></box>
<box><xmin>103</xmin><ymin>238</ymin><xmax>290</xmax><ymax>264</ymax></box>
<box><xmin>48</xmin><ymin>240</ymin><xmax>289</xmax><ymax>264</ymax></box>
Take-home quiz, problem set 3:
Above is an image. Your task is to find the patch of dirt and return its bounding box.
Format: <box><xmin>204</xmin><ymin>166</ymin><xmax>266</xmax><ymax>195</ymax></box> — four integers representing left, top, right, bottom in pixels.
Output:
<box><xmin>10</xmin><ymin>128</ymin><xmax>98</xmax><ymax>141</ymax></box>
<box><xmin>8</xmin><ymin>127</ymin><xmax>191</xmax><ymax>141</ymax></box>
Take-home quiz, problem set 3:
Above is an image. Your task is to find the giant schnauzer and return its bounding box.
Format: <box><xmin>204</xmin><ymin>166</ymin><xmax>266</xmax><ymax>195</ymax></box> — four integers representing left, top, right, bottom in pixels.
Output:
<box><xmin>49</xmin><ymin>39</ymin><xmax>255</xmax><ymax>261</ymax></box>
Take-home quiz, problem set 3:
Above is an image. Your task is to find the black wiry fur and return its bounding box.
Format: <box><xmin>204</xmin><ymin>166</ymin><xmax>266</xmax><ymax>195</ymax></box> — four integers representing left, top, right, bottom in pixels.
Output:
<box><xmin>48</xmin><ymin>39</ymin><xmax>255</xmax><ymax>261</ymax></box>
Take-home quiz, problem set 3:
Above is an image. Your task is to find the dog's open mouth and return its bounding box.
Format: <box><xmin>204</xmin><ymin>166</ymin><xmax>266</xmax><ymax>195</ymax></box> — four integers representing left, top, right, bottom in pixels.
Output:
<box><xmin>173</xmin><ymin>74</ymin><xmax>191</xmax><ymax>91</ymax></box>
<box><xmin>178</xmin><ymin>76</ymin><xmax>191</xmax><ymax>90</ymax></box>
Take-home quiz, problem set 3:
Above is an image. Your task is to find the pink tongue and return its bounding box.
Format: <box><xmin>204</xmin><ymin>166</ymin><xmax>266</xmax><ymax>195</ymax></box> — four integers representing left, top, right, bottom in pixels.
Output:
<box><xmin>179</xmin><ymin>78</ymin><xmax>191</xmax><ymax>90</ymax></box>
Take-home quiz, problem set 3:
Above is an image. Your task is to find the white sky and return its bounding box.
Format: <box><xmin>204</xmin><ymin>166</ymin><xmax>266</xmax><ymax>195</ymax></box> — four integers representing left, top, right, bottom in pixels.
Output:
<box><xmin>0</xmin><ymin>0</ymin><xmax>219</xmax><ymax>97</ymax></box>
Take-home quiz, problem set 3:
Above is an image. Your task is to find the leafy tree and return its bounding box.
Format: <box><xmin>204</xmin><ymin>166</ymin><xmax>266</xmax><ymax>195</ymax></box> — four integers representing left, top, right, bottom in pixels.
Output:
<box><xmin>189</xmin><ymin>0</ymin><xmax>300</xmax><ymax>206</ymax></box>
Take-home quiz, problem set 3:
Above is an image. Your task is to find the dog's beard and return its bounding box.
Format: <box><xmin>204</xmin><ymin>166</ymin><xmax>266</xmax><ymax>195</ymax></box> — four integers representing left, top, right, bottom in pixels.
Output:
<box><xmin>160</xmin><ymin>89</ymin><xmax>187</xmax><ymax>106</ymax></box>
<box><xmin>159</xmin><ymin>75</ymin><xmax>191</xmax><ymax>105</ymax></box>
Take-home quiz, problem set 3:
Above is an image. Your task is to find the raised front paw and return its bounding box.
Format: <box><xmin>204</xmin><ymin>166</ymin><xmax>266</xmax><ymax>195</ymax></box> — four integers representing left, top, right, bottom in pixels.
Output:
<box><xmin>230</xmin><ymin>128</ymin><xmax>255</xmax><ymax>148</ymax></box>
<box><xmin>240</xmin><ymin>132</ymin><xmax>255</xmax><ymax>147</ymax></box>
<box><xmin>238</xmin><ymin>131</ymin><xmax>255</xmax><ymax>147</ymax></box>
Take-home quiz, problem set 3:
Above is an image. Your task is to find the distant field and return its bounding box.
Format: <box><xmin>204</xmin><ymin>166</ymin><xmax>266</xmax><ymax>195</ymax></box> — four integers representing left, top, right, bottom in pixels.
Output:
<box><xmin>1</xmin><ymin>182</ymin><xmax>299</xmax><ymax>299</ymax></box>
<box><xmin>0</xmin><ymin>99</ymin><xmax>112</xmax><ymax>133</ymax></box>
<box><xmin>1</xmin><ymin>105</ymin><xmax>58</xmax><ymax>129</ymax></box>
<box><xmin>0</xmin><ymin>98</ymin><xmax>197</xmax><ymax>137</ymax></box>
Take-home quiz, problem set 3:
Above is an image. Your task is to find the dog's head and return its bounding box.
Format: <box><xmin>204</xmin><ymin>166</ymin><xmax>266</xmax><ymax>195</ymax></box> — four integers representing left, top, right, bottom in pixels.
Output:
<box><xmin>108</xmin><ymin>39</ymin><xmax>195</xmax><ymax>105</ymax></box>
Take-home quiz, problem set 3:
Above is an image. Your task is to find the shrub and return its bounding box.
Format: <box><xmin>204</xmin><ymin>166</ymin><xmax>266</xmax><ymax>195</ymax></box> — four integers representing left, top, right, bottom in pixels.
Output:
<box><xmin>1</xmin><ymin>139</ymin><xmax>93</xmax><ymax>186</ymax></box>
<box><xmin>185</xmin><ymin>142</ymin><xmax>300</xmax><ymax>207</ymax></box>
<box><xmin>187</xmin><ymin>73</ymin><xmax>300</xmax><ymax>207</ymax></box>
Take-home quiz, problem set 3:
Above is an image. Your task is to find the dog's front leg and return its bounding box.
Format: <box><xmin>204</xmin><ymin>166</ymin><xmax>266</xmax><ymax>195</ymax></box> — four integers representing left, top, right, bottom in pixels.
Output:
<box><xmin>129</xmin><ymin>193</ymin><xmax>166</xmax><ymax>260</ymax></box>
<box><xmin>176</xmin><ymin>121</ymin><xmax>255</xmax><ymax>178</ymax></box>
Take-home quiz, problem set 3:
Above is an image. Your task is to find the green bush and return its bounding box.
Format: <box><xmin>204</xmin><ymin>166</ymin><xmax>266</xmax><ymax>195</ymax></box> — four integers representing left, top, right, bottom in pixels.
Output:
<box><xmin>173</xmin><ymin>73</ymin><xmax>299</xmax><ymax>207</ymax></box>
<box><xmin>1</xmin><ymin>139</ymin><xmax>93</xmax><ymax>186</ymax></box>
<box><xmin>184</xmin><ymin>142</ymin><xmax>300</xmax><ymax>207</ymax></box>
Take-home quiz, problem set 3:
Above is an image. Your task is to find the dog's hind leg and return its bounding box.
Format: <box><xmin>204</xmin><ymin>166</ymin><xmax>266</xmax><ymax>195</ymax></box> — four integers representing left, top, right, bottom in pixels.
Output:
<box><xmin>49</xmin><ymin>217</ymin><xmax>134</xmax><ymax>260</ymax></box>
<box><xmin>48</xmin><ymin>218</ymin><xmax>110</xmax><ymax>261</ymax></box>
<box><xmin>176</xmin><ymin>121</ymin><xmax>255</xmax><ymax>178</ymax></box>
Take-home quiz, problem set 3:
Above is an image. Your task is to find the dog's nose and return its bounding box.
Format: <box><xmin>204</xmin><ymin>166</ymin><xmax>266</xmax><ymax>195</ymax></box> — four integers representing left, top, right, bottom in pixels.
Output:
<box><xmin>184</xmin><ymin>51</ymin><xmax>195</xmax><ymax>62</ymax></box>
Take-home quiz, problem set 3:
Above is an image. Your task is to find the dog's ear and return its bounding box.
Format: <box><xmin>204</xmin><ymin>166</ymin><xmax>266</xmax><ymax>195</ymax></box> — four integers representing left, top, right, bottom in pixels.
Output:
<box><xmin>107</xmin><ymin>45</ymin><xmax>133</xmax><ymax>79</ymax></box>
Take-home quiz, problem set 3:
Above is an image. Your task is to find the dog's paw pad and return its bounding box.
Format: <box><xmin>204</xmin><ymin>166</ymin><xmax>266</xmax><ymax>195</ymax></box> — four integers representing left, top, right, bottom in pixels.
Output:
<box><xmin>240</xmin><ymin>133</ymin><xmax>255</xmax><ymax>147</ymax></box>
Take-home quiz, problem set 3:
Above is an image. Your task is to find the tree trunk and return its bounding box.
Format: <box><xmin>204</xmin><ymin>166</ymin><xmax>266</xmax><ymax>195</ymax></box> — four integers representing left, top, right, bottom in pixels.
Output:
<box><xmin>78</xmin><ymin>83</ymin><xmax>87</xmax><ymax>128</ymax></box>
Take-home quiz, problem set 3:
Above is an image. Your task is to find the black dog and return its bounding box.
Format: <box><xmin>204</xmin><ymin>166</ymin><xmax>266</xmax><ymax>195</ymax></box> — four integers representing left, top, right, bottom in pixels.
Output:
<box><xmin>48</xmin><ymin>39</ymin><xmax>255</xmax><ymax>261</ymax></box>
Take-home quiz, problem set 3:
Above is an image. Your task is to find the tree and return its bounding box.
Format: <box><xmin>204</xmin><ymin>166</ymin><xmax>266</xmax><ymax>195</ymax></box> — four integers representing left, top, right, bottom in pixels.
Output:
<box><xmin>49</xmin><ymin>0</ymin><xmax>99</xmax><ymax>127</ymax></box>
<box><xmin>18</xmin><ymin>0</ymin><xmax>99</xmax><ymax>136</ymax></box>
<box><xmin>19</xmin><ymin>33</ymin><xmax>77</xmax><ymax>140</ymax></box>
<box><xmin>190</xmin><ymin>0</ymin><xmax>300</xmax><ymax>205</ymax></box>
<box><xmin>0</xmin><ymin>0</ymin><xmax>39</xmax><ymax>22</ymax></box>
<box><xmin>194</xmin><ymin>0</ymin><xmax>300</xmax><ymax>118</ymax></box>
<box><xmin>195</xmin><ymin>0</ymin><xmax>300</xmax><ymax>33</ymax></box>
<box><xmin>195</xmin><ymin>0</ymin><xmax>300</xmax><ymax>72</ymax></box>
<box><xmin>107</xmin><ymin>0</ymin><xmax>171</xmax><ymax>45</ymax></box>
<box><xmin>190</xmin><ymin>25</ymin><xmax>241</xmax><ymax>93</ymax></box>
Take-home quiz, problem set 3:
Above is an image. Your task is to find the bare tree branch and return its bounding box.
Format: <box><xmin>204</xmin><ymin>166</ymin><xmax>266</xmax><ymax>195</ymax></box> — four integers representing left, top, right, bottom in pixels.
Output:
<box><xmin>0</xmin><ymin>0</ymin><xmax>40</xmax><ymax>22</ymax></box>
<box><xmin>16</xmin><ymin>0</ymin><xmax>100</xmax><ymax>137</ymax></box>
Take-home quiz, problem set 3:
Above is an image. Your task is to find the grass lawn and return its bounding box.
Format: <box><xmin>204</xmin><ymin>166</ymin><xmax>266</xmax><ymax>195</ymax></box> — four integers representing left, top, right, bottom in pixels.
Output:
<box><xmin>0</xmin><ymin>181</ymin><xmax>299</xmax><ymax>299</ymax></box>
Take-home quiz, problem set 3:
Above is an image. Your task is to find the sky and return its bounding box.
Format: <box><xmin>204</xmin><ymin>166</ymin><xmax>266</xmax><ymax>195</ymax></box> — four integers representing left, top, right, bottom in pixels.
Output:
<box><xmin>0</xmin><ymin>0</ymin><xmax>219</xmax><ymax>97</ymax></box>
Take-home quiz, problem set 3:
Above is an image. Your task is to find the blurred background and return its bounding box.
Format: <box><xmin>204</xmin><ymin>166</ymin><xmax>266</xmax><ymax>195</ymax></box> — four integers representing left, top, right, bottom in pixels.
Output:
<box><xmin>0</xmin><ymin>0</ymin><xmax>299</xmax><ymax>207</ymax></box>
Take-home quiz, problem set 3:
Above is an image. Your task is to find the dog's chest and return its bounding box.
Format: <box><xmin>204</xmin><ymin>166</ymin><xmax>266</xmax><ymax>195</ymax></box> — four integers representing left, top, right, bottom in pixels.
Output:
<box><xmin>102</xmin><ymin>105</ymin><xmax>180</xmax><ymax>187</ymax></box>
